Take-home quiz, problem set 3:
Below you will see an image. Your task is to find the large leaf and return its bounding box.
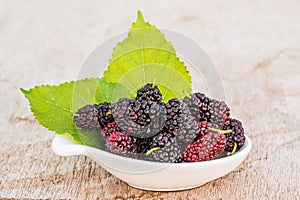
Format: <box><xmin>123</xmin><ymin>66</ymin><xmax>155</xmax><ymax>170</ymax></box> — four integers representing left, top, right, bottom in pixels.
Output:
<box><xmin>102</xmin><ymin>11</ymin><xmax>192</xmax><ymax>102</ymax></box>
<box><xmin>95</xmin><ymin>79</ymin><xmax>131</xmax><ymax>103</ymax></box>
<box><xmin>21</xmin><ymin>78</ymin><xmax>113</xmax><ymax>147</ymax></box>
<box><xmin>21</xmin><ymin>11</ymin><xmax>194</xmax><ymax>148</ymax></box>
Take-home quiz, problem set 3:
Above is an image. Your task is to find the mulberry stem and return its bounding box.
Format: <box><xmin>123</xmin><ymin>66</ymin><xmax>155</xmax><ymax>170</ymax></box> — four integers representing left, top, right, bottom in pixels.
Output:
<box><xmin>152</xmin><ymin>77</ymin><xmax>157</xmax><ymax>88</ymax></box>
<box><xmin>231</xmin><ymin>142</ymin><xmax>237</xmax><ymax>154</ymax></box>
<box><xmin>210</xmin><ymin>128</ymin><xmax>232</xmax><ymax>134</ymax></box>
<box><xmin>146</xmin><ymin>147</ymin><xmax>161</xmax><ymax>155</ymax></box>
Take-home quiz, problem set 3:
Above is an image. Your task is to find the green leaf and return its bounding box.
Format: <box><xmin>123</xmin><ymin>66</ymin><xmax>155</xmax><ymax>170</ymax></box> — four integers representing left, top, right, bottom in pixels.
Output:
<box><xmin>21</xmin><ymin>11</ymin><xmax>194</xmax><ymax>149</ymax></box>
<box><xmin>103</xmin><ymin>11</ymin><xmax>192</xmax><ymax>102</ymax></box>
<box><xmin>95</xmin><ymin>79</ymin><xmax>131</xmax><ymax>103</ymax></box>
<box><xmin>21</xmin><ymin>78</ymin><xmax>113</xmax><ymax>148</ymax></box>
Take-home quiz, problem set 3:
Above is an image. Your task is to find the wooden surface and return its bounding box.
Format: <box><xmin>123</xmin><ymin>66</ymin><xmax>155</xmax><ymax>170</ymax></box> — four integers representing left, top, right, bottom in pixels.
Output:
<box><xmin>1</xmin><ymin>0</ymin><xmax>299</xmax><ymax>199</ymax></box>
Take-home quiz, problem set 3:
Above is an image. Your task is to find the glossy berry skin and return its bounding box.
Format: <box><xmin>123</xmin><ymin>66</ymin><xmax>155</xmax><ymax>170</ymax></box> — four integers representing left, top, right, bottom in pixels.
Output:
<box><xmin>101</xmin><ymin>122</ymin><xmax>121</xmax><ymax>139</ymax></box>
<box><xmin>189</xmin><ymin>92</ymin><xmax>211</xmax><ymax>122</ymax></box>
<box><xmin>147</xmin><ymin>140</ymin><xmax>183</xmax><ymax>163</ymax></box>
<box><xmin>176</xmin><ymin>97</ymin><xmax>200</xmax><ymax>145</ymax></box>
<box><xmin>131</xmin><ymin>83</ymin><xmax>166</xmax><ymax>134</ymax></box>
<box><xmin>222</xmin><ymin>118</ymin><xmax>245</xmax><ymax>152</ymax></box>
<box><xmin>74</xmin><ymin>83</ymin><xmax>241</xmax><ymax>164</ymax></box>
<box><xmin>197</xmin><ymin>121</ymin><xmax>211</xmax><ymax>137</ymax></box>
<box><xmin>106</xmin><ymin>131</ymin><xmax>136</xmax><ymax>157</ymax></box>
<box><xmin>135</xmin><ymin>137</ymin><xmax>153</xmax><ymax>154</ymax></box>
<box><xmin>112</xmin><ymin>98</ymin><xmax>148</xmax><ymax>137</ymax></box>
<box><xmin>183</xmin><ymin>131</ymin><xmax>226</xmax><ymax>162</ymax></box>
<box><xmin>112</xmin><ymin>94</ymin><xmax>166</xmax><ymax>137</ymax></box>
<box><xmin>184</xmin><ymin>93</ymin><xmax>230</xmax><ymax>129</ymax></box>
<box><xmin>135</xmin><ymin>83</ymin><xmax>162</xmax><ymax>103</ymax></box>
<box><xmin>73</xmin><ymin>104</ymin><xmax>101</xmax><ymax>131</ymax></box>
<box><xmin>149</xmin><ymin>130</ymin><xmax>175</xmax><ymax>149</ymax></box>
<box><xmin>97</xmin><ymin>102</ymin><xmax>114</xmax><ymax>128</ymax></box>
<box><xmin>130</xmin><ymin>100</ymin><xmax>166</xmax><ymax>134</ymax></box>
<box><xmin>174</xmin><ymin>157</ymin><xmax>185</xmax><ymax>163</ymax></box>
<box><xmin>164</xmin><ymin>98</ymin><xmax>182</xmax><ymax>134</ymax></box>
<box><xmin>208</xmin><ymin>99</ymin><xmax>230</xmax><ymax>128</ymax></box>
<box><xmin>74</xmin><ymin>102</ymin><xmax>114</xmax><ymax>131</ymax></box>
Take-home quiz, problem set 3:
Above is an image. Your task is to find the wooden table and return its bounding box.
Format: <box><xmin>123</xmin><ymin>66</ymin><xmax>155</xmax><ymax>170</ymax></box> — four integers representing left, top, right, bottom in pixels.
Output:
<box><xmin>1</xmin><ymin>0</ymin><xmax>299</xmax><ymax>199</ymax></box>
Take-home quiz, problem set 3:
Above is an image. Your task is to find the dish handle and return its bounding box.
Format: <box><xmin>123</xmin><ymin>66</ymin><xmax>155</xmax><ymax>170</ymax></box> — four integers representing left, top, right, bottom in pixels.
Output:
<box><xmin>51</xmin><ymin>135</ymin><xmax>88</xmax><ymax>157</ymax></box>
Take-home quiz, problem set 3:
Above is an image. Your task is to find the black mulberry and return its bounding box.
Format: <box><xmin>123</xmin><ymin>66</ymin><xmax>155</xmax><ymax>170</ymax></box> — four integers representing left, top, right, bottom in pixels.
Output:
<box><xmin>164</xmin><ymin>98</ymin><xmax>182</xmax><ymax>135</ymax></box>
<box><xmin>135</xmin><ymin>83</ymin><xmax>162</xmax><ymax>103</ymax></box>
<box><xmin>148</xmin><ymin>129</ymin><xmax>175</xmax><ymax>149</ymax></box>
<box><xmin>130</xmin><ymin>99</ymin><xmax>166</xmax><ymax>134</ymax></box>
<box><xmin>190</xmin><ymin>92</ymin><xmax>211</xmax><ymax>122</ymax></box>
<box><xmin>134</xmin><ymin>137</ymin><xmax>153</xmax><ymax>154</ymax></box>
<box><xmin>131</xmin><ymin>83</ymin><xmax>166</xmax><ymax>134</ymax></box>
<box><xmin>222</xmin><ymin>118</ymin><xmax>246</xmax><ymax>153</ymax></box>
<box><xmin>208</xmin><ymin>99</ymin><xmax>230</xmax><ymax>128</ymax></box>
<box><xmin>98</xmin><ymin>102</ymin><xmax>114</xmax><ymax>128</ymax></box>
<box><xmin>176</xmin><ymin>97</ymin><xmax>200</xmax><ymax>146</ymax></box>
<box><xmin>146</xmin><ymin>140</ymin><xmax>183</xmax><ymax>163</ymax></box>
<box><xmin>112</xmin><ymin>97</ymin><xmax>166</xmax><ymax>137</ymax></box>
<box><xmin>73</xmin><ymin>104</ymin><xmax>101</xmax><ymax>131</ymax></box>
<box><xmin>112</xmin><ymin>98</ymin><xmax>148</xmax><ymax>137</ymax></box>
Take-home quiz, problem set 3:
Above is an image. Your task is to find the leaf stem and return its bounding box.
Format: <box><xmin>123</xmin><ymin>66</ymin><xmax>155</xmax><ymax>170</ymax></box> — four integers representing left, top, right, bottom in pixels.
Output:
<box><xmin>183</xmin><ymin>90</ymin><xmax>191</xmax><ymax>98</ymax></box>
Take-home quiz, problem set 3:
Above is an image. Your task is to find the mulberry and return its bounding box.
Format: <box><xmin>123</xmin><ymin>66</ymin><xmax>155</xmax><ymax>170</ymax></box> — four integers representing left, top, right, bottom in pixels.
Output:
<box><xmin>97</xmin><ymin>102</ymin><xmax>114</xmax><ymax>128</ymax></box>
<box><xmin>146</xmin><ymin>140</ymin><xmax>183</xmax><ymax>163</ymax></box>
<box><xmin>183</xmin><ymin>131</ymin><xmax>226</xmax><ymax>162</ymax></box>
<box><xmin>131</xmin><ymin>100</ymin><xmax>166</xmax><ymax>134</ymax></box>
<box><xmin>190</xmin><ymin>92</ymin><xmax>211</xmax><ymax>121</ymax></box>
<box><xmin>174</xmin><ymin>157</ymin><xmax>185</xmax><ymax>163</ymax></box>
<box><xmin>112</xmin><ymin>98</ymin><xmax>166</xmax><ymax>137</ymax></box>
<box><xmin>73</xmin><ymin>104</ymin><xmax>101</xmax><ymax>131</ymax></box>
<box><xmin>74</xmin><ymin>102</ymin><xmax>114</xmax><ymax>131</ymax></box>
<box><xmin>197</xmin><ymin>121</ymin><xmax>211</xmax><ymax>137</ymax></box>
<box><xmin>131</xmin><ymin>83</ymin><xmax>166</xmax><ymax>134</ymax></box>
<box><xmin>183</xmin><ymin>93</ymin><xmax>230</xmax><ymax>128</ymax></box>
<box><xmin>136</xmin><ymin>129</ymin><xmax>176</xmax><ymax>161</ymax></box>
<box><xmin>148</xmin><ymin>129</ymin><xmax>175</xmax><ymax>149</ymax></box>
<box><xmin>134</xmin><ymin>137</ymin><xmax>153</xmax><ymax>154</ymax></box>
<box><xmin>135</xmin><ymin>83</ymin><xmax>162</xmax><ymax>103</ymax></box>
<box><xmin>176</xmin><ymin>97</ymin><xmax>200</xmax><ymax>146</ymax></box>
<box><xmin>208</xmin><ymin>99</ymin><xmax>230</xmax><ymax>128</ymax></box>
<box><xmin>106</xmin><ymin>131</ymin><xmax>136</xmax><ymax>158</ymax></box>
<box><xmin>101</xmin><ymin>122</ymin><xmax>121</xmax><ymax>139</ymax></box>
<box><xmin>164</xmin><ymin>98</ymin><xmax>182</xmax><ymax>134</ymax></box>
<box><xmin>112</xmin><ymin>98</ymin><xmax>148</xmax><ymax>137</ymax></box>
<box><xmin>222</xmin><ymin>118</ymin><xmax>246</xmax><ymax>153</ymax></box>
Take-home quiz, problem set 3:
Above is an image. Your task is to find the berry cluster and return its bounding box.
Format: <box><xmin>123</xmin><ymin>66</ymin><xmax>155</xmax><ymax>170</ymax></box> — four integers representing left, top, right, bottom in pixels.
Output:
<box><xmin>73</xmin><ymin>83</ymin><xmax>246</xmax><ymax>163</ymax></box>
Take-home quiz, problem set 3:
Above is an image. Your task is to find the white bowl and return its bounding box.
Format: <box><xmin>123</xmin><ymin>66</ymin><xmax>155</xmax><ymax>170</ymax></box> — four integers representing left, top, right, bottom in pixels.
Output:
<box><xmin>52</xmin><ymin>135</ymin><xmax>252</xmax><ymax>191</ymax></box>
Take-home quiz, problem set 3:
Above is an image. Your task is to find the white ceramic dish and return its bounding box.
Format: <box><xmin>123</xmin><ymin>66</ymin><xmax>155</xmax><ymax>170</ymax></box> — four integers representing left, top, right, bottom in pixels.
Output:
<box><xmin>52</xmin><ymin>135</ymin><xmax>251</xmax><ymax>191</ymax></box>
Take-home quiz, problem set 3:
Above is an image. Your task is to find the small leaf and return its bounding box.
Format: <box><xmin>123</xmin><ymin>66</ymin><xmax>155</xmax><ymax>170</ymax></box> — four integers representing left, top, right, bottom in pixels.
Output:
<box><xmin>21</xmin><ymin>78</ymin><xmax>108</xmax><ymax>148</ymax></box>
<box><xmin>103</xmin><ymin>11</ymin><xmax>192</xmax><ymax>102</ymax></box>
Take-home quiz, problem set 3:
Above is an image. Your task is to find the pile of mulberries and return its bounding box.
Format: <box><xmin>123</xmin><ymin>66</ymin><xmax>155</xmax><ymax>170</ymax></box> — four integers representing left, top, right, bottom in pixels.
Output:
<box><xmin>74</xmin><ymin>83</ymin><xmax>246</xmax><ymax>163</ymax></box>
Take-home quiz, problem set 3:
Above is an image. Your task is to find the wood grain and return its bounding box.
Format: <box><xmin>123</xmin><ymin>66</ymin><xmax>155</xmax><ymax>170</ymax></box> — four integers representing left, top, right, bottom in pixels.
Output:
<box><xmin>0</xmin><ymin>0</ymin><xmax>299</xmax><ymax>199</ymax></box>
